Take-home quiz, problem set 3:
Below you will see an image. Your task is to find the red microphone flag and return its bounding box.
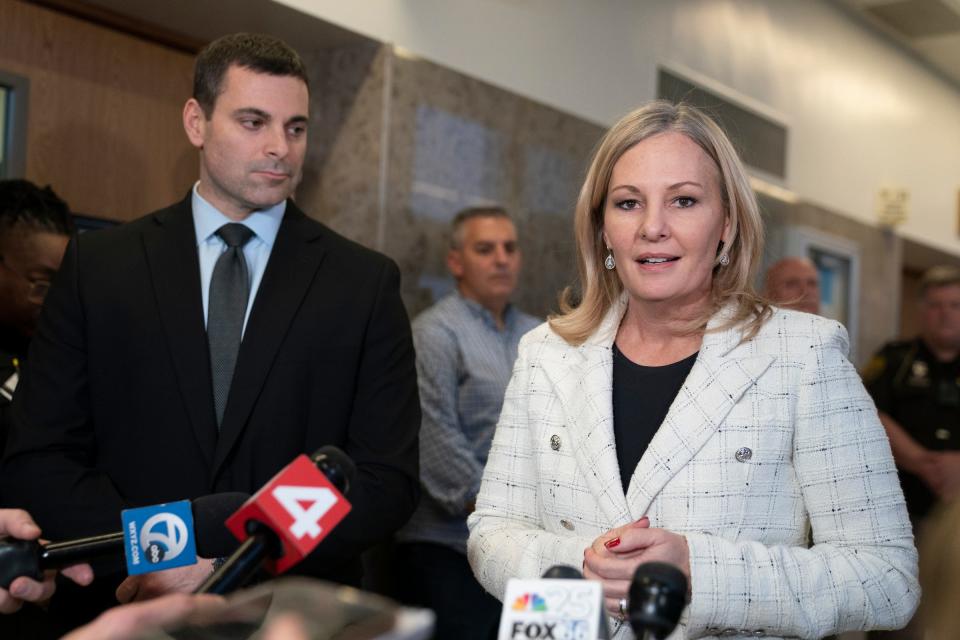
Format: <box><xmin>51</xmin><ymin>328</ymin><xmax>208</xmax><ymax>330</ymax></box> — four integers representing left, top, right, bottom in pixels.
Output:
<box><xmin>225</xmin><ymin>454</ymin><xmax>352</xmax><ymax>574</ymax></box>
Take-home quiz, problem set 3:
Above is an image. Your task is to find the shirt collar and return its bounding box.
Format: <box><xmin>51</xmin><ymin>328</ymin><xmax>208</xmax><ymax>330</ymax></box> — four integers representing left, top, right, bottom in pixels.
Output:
<box><xmin>917</xmin><ymin>337</ymin><xmax>960</xmax><ymax>366</ymax></box>
<box><xmin>191</xmin><ymin>181</ymin><xmax>285</xmax><ymax>247</ymax></box>
<box><xmin>455</xmin><ymin>290</ymin><xmax>516</xmax><ymax>331</ymax></box>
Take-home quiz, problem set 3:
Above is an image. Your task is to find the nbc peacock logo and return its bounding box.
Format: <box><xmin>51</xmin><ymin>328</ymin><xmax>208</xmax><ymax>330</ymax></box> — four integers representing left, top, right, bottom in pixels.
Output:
<box><xmin>511</xmin><ymin>593</ymin><xmax>548</xmax><ymax>612</ymax></box>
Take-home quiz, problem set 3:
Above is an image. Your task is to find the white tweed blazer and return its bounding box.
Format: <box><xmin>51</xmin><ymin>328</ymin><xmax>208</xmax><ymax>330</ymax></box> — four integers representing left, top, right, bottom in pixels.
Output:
<box><xmin>467</xmin><ymin>299</ymin><xmax>919</xmax><ymax>640</ymax></box>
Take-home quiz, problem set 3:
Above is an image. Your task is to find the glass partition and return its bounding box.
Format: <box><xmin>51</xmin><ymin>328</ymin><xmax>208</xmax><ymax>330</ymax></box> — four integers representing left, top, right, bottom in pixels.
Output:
<box><xmin>0</xmin><ymin>85</ymin><xmax>7</xmax><ymax>177</ymax></box>
<box><xmin>0</xmin><ymin>71</ymin><xmax>29</xmax><ymax>178</ymax></box>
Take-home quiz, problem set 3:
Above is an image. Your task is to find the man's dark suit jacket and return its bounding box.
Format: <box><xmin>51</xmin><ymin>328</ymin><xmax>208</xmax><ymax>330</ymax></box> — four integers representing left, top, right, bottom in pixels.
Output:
<box><xmin>0</xmin><ymin>196</ymin><xmax>420</xmax><ymax>622</ymax></box>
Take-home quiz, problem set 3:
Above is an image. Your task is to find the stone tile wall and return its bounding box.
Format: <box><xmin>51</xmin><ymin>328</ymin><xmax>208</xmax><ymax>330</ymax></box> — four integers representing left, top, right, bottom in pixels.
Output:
<box><xmin>296</xmin><ymin>42</ymin><xmax>896</xmax><ymax>358</ymax></box>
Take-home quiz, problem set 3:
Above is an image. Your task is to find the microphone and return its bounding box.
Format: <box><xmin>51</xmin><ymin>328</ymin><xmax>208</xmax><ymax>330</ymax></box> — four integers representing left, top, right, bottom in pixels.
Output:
<box><xmin>197</xmin><ymin>446</ymin><xmax>355</xmax><ymax>595</ymax></box>
<box><xmin>543</xmin><ymin>565</ymin><xmax>611</xmax><ymax>639</ymax></box>
<box><xmin>497</xmin><ymin>565</ymin><xmax>607</xmax><ymax>639</ymax></box>
<box><xmin>0</xmin><ymin>492</ymin><xmax>248</xmax><ymax>589</ymax></box>
<box><xmin>541</xmin><ymin>565</ymin><xmax>583</xmax><ymax>580</ymax></box>
<box><xmin>628</xmin><ymin>562</ymin><xmax>688</xmax><ymax>640</ymax></box>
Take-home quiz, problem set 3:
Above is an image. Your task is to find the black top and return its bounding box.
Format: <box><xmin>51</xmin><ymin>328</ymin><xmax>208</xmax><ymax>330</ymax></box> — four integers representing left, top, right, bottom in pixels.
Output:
<box><xmin>863</xmin><ymin>337</ymin><xmax>960</xmax><ymax>518</ymax></box>
<box><xmin>612</xmin><ymin>345</ymin><xmax>698</xmax><ymax>495</ymax></box>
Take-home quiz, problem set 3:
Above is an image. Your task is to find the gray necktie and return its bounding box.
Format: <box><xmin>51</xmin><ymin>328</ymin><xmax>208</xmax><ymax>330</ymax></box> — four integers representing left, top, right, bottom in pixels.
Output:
<box><xmin>208</xmin><ymin>223</ymin><xmax>254</xmax><ymax>427</ymax></box>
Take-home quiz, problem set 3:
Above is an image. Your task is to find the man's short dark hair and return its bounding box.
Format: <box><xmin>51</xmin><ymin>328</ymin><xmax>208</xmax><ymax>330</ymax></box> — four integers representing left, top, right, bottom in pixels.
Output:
<box><xmin>193</xmin><ymin>33</ymin><xmax>309</xmax><ymax>117</ymax></box>
<box><xmin>919</xmin><ymin>265</ymin><xmax>960</xmax><ymax>297</ymax></box>
<box><xmin>0</xmin><ymin>179</ymin><xmax>74</xmax><ymax>239</ymax></box>
<box><xmin>450</xmin><ymin>206</ymin><xmax>512</xmax><ymax>249</ymax></box>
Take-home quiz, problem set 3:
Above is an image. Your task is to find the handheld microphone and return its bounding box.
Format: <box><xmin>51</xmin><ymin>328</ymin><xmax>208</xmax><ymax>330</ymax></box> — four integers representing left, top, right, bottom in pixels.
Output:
<box><xmin>196</xmin><ymin>446</ymin><xmax>355</xmax><ymax>595</ymax></box>
<box><xmin>498</xmin><ymin>565</ymin><xmax>606</xmax><ymax>639</ymax></box>
<box><xmin>0</xmin><ymin>492</ymin><xmax>248</xmax><ymax>589</ymax></box>
<box><xmin>543</xmin><ymin>565</ymin><xmax>611</xmax><ymax>639</ymax></box>
<box><xmin>628</xmin><ymin>562</ymin><xmax>688</xmax><ymax>640</ymax></box>
<box><xmin>541</xmin><ymin>565</ymin><xmax>584</xmax><ymax>580</ymax></box>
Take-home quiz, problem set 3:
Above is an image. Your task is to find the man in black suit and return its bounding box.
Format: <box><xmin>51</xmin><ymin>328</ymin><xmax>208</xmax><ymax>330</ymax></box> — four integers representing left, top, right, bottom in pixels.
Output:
<box><xmin>0</xmin><ymin>33</ymin><xmax>419</xmax><ymax>626</ymax></box>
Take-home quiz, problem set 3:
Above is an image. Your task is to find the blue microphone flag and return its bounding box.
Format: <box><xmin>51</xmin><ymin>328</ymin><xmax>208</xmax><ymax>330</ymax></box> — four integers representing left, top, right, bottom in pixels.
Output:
<box><xmin>121</xmin><ymin>500</ymin><xmax>198</xmax><ymax>575</ymax></box>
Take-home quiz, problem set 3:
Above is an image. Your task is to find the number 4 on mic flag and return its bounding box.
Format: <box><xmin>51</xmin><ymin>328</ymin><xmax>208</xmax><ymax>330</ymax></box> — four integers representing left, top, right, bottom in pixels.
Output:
<box><xmin>226</xmin><ymin>454</ymin><xmax>352</xmax><ymax>574</ymax></box>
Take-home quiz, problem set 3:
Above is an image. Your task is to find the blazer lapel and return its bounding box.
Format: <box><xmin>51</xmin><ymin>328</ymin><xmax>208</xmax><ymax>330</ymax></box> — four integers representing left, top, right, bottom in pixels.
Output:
<box><xmin>548</xmin><ymin>297</ymin><xmax>631</xmax><ymax>527</ymax></box>
<box><xmin>625</xmin><ymin>311</ymin><xmax>774</xmax><ymax>516</ymax></box>
<box><xmin>142</xmin><ymin>198</ymin><xmax>218</xmax><ymax>466</ymax></box>
<box><xmin>212</xmin><ymin>204</ymin><xmax>325</xmax><ymax>478</ymax></box>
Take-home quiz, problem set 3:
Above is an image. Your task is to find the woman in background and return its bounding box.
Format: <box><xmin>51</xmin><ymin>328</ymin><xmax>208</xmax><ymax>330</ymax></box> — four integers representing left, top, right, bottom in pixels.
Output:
<box><xmin>467</xmin><ymin>101</ymin><xmax>918</xmax><ymax>639</ymax></box>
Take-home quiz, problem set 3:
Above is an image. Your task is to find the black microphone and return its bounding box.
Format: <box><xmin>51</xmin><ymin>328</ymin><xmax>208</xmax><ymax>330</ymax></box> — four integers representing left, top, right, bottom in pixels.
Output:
<box><xmin>0</xmin><ymin>492</ymin><xmax>248</xmax><ymax>589</ymax></box>
<box><xmin>196</xmin><ymin>446</ymin><xmax>355</xmax><ymax>595</ymax></box>
<box><xmin>628</xmin><ymin>562</ymin><xmax>688</xmax><ymax>640</ymax></box>
<box><xmin>542</xmin><ymin>565</ymin><xmax>583</xmax><ymax>580</ymax></box>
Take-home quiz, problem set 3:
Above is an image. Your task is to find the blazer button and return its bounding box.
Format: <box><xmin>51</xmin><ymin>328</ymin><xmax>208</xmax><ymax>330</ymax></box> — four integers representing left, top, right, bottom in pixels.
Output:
<box><xmin>735</xmin><ymin>447</ymin><xmax>752</xmax><ymax>462</ymax></box>
<box><xmin>560</xmin><ymin>519</ymin><xmax>574</xmax><ymax>531</ymax></box>
<box><xmin>550</xmin><ymin>434</ymin><xmax>561</xmax><ymax>451</ymax></box>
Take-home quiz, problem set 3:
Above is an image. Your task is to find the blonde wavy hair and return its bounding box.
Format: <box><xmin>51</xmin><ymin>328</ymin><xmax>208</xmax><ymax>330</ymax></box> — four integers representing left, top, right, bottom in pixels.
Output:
<box><xmin>549</xmin><ymin>100</ymin><xmax>770</xmax><ymax>345</ymax></box>
<box><xmin>918</xmin><ymin>499</ymin><xmax>960</xmax><ymax>639</ymax></box>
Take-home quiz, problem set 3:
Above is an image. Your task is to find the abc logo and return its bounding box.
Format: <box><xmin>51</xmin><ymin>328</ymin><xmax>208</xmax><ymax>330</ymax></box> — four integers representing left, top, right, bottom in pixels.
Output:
<box><xmin>138</xmin><ymin>513</ymin><xmax>189</xmax><ymax>564</ymax></box>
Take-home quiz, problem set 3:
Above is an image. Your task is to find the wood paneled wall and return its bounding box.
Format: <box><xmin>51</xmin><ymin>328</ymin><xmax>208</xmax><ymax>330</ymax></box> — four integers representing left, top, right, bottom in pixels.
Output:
<box><xmin>0</xmin><ymin>0</ymin><xmax>197</xmax><ymax>221</ymax></box>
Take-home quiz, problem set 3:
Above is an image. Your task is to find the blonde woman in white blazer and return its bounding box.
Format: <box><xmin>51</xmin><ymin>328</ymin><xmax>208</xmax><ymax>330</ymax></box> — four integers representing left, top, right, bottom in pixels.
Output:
<box><xmin>467</xmin><ymin>102</ymin><xmax>918</xmax><ymax>639</ymax></box>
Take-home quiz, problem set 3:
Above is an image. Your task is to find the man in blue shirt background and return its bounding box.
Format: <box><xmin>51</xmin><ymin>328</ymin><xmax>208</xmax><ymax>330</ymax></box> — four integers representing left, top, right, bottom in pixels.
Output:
<box><xmin>395</xmin><ymin>206</ymin><xmax>539</xmax><ymax>639</ymax></box>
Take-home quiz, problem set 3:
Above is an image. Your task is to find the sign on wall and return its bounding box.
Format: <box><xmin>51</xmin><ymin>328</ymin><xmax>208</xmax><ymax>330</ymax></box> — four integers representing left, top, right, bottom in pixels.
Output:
<box><xmin>876</xmin><ymin>187</ymin><xmax>909</xmax><ymax>227</ymax></box>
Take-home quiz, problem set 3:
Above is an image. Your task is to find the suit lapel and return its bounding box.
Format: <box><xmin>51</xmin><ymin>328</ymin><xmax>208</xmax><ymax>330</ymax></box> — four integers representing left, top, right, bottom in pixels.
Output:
<box><xmin>550</xmin><ymin>299</ymin><xmax>775</xmax><ymax>526</ymax></box>
<box><xmin>548</xmin><ymin>298</ymin><xmax>631</xmax><ymax>527</ymax></box>
<box><xmin>625</xmin><ymin>314</ymin><xmax>774</xmax><ymax>516</ymax></box>
<box><xmin>212</xmin><ymin>204</ymin><xmax>326</xmax><ymax>478</ymax></box>
<box><xmin>142</xmin><ymin>198</ymin><xmax>218</xmax><ymax>466</ymax></box>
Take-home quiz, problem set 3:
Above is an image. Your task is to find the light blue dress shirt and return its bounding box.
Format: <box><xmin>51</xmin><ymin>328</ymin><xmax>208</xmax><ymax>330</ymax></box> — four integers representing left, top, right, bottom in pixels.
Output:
<box><xmin>395</xmin><ymin>291</ymin><xmax>540</xmax><ymax>553</ymax></box>
<box><xmin>191</xmin><ymin>183</ymin><xmax>284</xmax><ymax>336</ymax></box>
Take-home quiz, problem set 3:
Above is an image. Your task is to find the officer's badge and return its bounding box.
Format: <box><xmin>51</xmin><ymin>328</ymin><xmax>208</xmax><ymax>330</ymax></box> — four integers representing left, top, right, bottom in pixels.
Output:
<box><xmin>861</xmin><ymin>355</ymin><xmax>886</xmax><ymax>384</ymax></box>
<box><xmin>909</xmin><ymin>360</ymin><xmax>930</xmax><ymax>386</ymax></box>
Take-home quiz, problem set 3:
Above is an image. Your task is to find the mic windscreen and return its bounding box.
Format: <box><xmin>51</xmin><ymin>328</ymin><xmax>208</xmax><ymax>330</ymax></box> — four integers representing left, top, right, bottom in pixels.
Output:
<box><xmin>193</xmin><ymin>492</ymin><xmax>249</xmax><ymax>558</ymax></box>
<box><xmin>628</xmin><ymin>562</ymin><xmax>687</xmax><ymax>640</ymax></box>
<box><xmin>309</xmin><ymin>446</ymin><xmax>356</xmax><ymax>495</ymax></box>
<box><xmin>542</xmin><ymin>565</ymin><xmax>584</xmax><ymax>580</ymax></box>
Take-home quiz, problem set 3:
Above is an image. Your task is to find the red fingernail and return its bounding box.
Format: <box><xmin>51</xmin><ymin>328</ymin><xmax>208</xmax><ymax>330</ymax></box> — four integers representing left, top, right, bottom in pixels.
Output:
<box><xmin>604</xmin><ymin>537</ymin><xmax>620</xmax><ymax>549</ymax></box>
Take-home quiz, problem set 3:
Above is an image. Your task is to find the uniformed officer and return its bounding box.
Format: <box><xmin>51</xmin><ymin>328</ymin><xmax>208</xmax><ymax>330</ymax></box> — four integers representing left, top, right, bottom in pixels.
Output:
<box><xmin>0</xmin><ymin>180</ymin><xmax>73</xmax><ymax>455</ymax></box>
<box><xmin>863</xmin><ymin>265</ymin><xmax>960</xmax><ymax>521</ymax></box>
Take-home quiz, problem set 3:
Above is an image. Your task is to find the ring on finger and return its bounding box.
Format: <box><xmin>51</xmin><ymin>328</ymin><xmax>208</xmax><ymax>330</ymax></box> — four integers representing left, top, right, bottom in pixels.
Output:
<box><xmin>618</xmin><ymin>597</ymin><xmax>628</xmax><ymax>621</ymax></box>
